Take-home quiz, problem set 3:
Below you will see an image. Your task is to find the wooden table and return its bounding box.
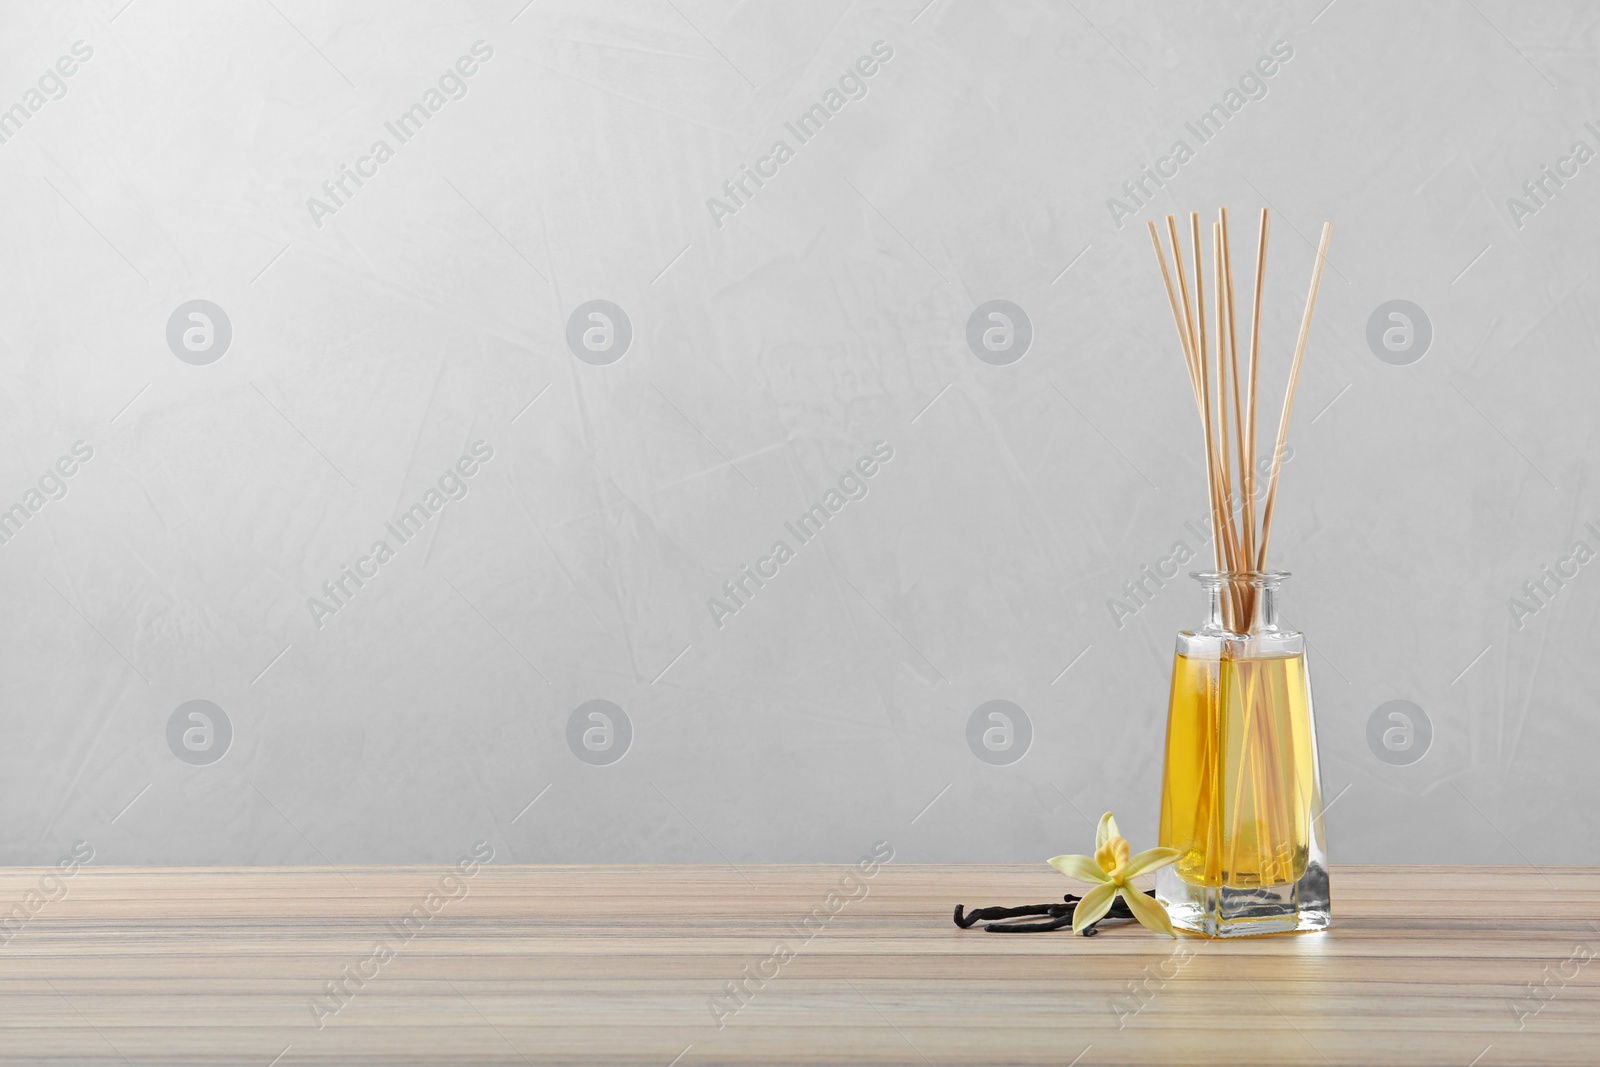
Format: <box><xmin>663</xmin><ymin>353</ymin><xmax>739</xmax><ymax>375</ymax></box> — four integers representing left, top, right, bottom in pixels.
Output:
<box><xmin>0</xmin><ymin>864</ymin><xmax>1594</xmax><ymax>1065</ymax></box>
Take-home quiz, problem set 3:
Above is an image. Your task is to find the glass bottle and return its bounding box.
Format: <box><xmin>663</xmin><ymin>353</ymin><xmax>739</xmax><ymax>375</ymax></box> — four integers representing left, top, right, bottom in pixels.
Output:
<box><xmin>1156</xmin><ymin>571</ymin><xmax>1330</xmax><ymax>936</ymax></box>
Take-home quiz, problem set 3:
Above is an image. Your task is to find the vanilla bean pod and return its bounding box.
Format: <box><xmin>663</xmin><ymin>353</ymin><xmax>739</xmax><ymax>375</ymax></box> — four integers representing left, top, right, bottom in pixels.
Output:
<box><xmin>952</xmin><ymin>891</ymin><xmax>1156</xmax><ymax>935</ymax></box>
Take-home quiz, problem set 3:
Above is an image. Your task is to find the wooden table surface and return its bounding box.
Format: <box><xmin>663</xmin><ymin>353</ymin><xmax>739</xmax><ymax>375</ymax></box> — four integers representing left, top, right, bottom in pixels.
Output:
<box><xmin>0</xmin><ymin>864</ymin><xmax>1594</xmax><ymax>1065</ymax></box>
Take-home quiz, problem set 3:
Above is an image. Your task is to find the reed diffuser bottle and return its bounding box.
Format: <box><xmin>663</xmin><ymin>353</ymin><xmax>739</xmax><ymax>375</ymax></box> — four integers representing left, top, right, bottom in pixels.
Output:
<box><xmin>1145</xmin><ymin>207</ymin><xmax>1333</xmax><ymax>936</ymax></box>
<box><xmin>1157</xmin><ymin>572</ymin><xmax>1329</xmax><ymax>936</ymax></box>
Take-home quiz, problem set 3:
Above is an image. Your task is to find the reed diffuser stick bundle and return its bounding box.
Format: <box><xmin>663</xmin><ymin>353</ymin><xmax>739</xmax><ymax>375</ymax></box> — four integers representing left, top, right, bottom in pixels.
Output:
<box><xmin>1145</xmin><ymin>208</ymin><xmax>1331</xmax><ymax>632</ymax></box>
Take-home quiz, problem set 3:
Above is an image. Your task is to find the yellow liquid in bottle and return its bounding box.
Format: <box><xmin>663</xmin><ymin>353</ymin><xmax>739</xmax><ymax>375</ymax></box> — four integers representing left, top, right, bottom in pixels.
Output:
<box><xmin>1159</xmin><ymin>651</ymin><xmax>1317</xmax><ymax>888</ymax></box>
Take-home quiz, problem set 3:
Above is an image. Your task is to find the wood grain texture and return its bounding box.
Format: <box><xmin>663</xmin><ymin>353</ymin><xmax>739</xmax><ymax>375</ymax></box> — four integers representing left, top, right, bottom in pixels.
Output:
<box><xmin>0</xmin><ymin>864</ymin><xmax>1595</xmax><ymax>1065</ymax></box>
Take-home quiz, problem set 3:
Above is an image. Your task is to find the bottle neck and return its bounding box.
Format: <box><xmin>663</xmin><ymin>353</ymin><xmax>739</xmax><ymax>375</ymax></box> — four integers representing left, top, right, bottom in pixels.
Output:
<box><xmin>1197</xmin><ymin>573</ymin><xmax>1286</xmax><ymax>636</ymax></box>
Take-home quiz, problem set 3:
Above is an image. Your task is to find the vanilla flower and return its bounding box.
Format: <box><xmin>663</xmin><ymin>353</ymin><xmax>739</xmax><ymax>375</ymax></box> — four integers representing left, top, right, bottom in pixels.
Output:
<box><xmin>1047</xmin><ymin>812</ymin><xmax>1179</xmax><ymax>936</ymax></box>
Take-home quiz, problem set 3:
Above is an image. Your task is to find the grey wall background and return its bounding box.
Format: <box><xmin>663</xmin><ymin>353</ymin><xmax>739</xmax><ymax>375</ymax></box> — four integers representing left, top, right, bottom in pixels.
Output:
<box><xmin>2</xmin><ymin>0</ymin><xmax>1596</xmax><ymax>869</ymax></box>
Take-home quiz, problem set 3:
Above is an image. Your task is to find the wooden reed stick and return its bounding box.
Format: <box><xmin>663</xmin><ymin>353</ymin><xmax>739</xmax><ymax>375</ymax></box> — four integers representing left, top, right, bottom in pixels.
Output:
<box><xmin>1190</xmin><ymin>213</ymin><xmax>1226</xmax><ymax>584</ymax></box>
<box><xmin>1147</xmin><ymin>221</ymin><xmax>1202</xmax><ymax>409</ymax></box>
<box><xmin>1211</xmin><ymin>222</ymin><xmax>1236</xmax><ymax>560</ymax></box>
<box><xmin>1165</xmin><ymin>218</ymin><xmax>1207</xmax><ymax>416</ymax></box>
<box><xmin>1256</xmin><ymin>222</ymin><xmax>1332</xmax><ymax>571</ymax></box>
<box><xmin>1243</xmin><ymin>210</ymin><xmax>1268</xmax><ymax>588</ymax></box>
<box><xmin>1220</xmin><ymin>209</ymin><xmax>1250</xmax><ymax>627</ymax></box>
<box><xmin>1212</xmin><ymin>222</ymin><xmax>1244</xmax><ymax>627</ymax></box>
<box><xmin>1166</xmin><ymin>217</ymin><xmax>1224</xmax><ymax>582</ymax></box>
<box><xmin>1218</xmin><ymin>216</ymin><xmax>1245</xmax><ymax>516</ymax></box>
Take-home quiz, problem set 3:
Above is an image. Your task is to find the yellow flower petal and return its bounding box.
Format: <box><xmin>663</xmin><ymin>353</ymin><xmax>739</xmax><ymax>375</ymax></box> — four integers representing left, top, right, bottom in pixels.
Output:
<box><xmin>1072</xmin><ymin>881</ymin><xmax>1118</xmax><ymax>935</ymax></box>
<box><xmin>1096</xmin><ymin>812</ymin><xmax>1121</xmax><ymax>851</ymax></box>
<box><xmin>1119</xmin><ymin>885</ymin><xmax>1176</xmax><ymax>936</ymax></box>
<box><xmin>1048</xmin><ymin>854</ymin><xmax>1109</xmax><ymax>884</ymax></box>
<box><xmin>1122</xmin><ymin>846</ymin><xmax>1180</xmax><ymax>880</ymax></box>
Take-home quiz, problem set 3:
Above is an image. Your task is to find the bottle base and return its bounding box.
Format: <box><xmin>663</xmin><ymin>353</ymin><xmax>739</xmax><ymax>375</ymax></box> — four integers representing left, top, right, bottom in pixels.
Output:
<box><xmin>1156</xmin><ymin>863</ymin><xmax>1330</xmax><ymax>938</ymax></box>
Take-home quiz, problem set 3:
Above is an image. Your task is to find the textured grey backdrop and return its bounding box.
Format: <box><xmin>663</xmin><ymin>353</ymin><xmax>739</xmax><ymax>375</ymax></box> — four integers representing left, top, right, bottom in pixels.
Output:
<box><xmin>1</xmin><ymin>0</ymin><xmax>1595</xmax><ymax>868</ymax></box>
